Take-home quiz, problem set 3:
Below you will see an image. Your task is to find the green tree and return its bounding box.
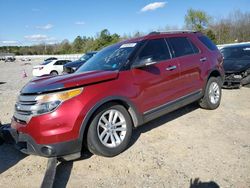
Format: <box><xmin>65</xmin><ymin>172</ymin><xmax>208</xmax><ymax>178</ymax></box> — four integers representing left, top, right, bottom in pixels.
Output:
<box><xmin>185</xmin><ymin>9</ymin><xmax>210</xmax><ymax>31</ymax></box>
<box><xmin>206</xmin><ymin>29</ymin><xmax>217</xmax><ymax>44</ymax></box>
<box><xmin>60</xmin><ymin>39</ymin><xmax>72</xmax><ymax>54</ymax></box>
<box><xmin>73</xmin><ymin>36</ymin><xmax>83</xmax><ymax>53</ymax></box>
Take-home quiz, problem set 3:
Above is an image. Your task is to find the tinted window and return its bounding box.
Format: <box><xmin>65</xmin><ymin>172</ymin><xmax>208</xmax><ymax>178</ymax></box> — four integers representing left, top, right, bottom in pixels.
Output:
<box><xmin>62</xmin><ymin>60</ymin><xmax>71</xmax><ymax>64</ymax></box>
<box><xmin>79</xmin><ymin>53</ymin><xmax>94</xmax><ymax>61</ymax></box>
<box><xmin>54</xmin><ymin>61</ymin><xmax>63</xmax><ymax>65</ymax></box>
<box><xmin>168</xmin><ymin>37</ymin><xmax>195</xmax><ymax>57</ymax></box>
<box><xmin>198</xmin><ymin>36</ymin><xmax>218</xmax><ymax>51</ymax></box>
<box><xmin>221</xmin><ymin>46</ymin><xmax>250</xmax><ymax>60</ymax></box>
<box><xmin>189</xmin><ymin>40</ymin><xmax>200</xmax><ymax>53</ymax></box>
<box><xmin>137</xmin><ymin>39</ymin><xmax>171</xmax><ymax>62</ymax></box>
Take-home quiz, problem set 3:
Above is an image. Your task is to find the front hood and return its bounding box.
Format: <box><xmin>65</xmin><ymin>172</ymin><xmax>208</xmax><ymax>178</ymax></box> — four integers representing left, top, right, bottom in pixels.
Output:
<box><xmin>21</xmin><ymin>70</ymin><xmax>119</xmax><ymax>94</ymax></box>
<box><xmin>64</xmin><ymin>60</ymin><xmax>85</xmax><ymax>68</ymax></box>
<box><xmin>223</xmin><ymin>59</ymin><xmax>250</xmax><ymax>73</ymax></box>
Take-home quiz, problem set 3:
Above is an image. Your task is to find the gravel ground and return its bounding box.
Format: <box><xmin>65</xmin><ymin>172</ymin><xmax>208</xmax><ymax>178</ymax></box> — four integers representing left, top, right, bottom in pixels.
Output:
<box><xmin>0</xmin><ymin>59</ymin><xmax>250</xmax><ymax>188</ymax></box>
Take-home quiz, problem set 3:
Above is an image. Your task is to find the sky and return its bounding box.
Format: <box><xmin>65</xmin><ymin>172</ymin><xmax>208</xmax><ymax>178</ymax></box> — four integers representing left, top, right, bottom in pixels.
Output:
<box><xmin>0</xmin><ymin>0</ymin><xmax>249</xmax><ymax>46</ymax></box>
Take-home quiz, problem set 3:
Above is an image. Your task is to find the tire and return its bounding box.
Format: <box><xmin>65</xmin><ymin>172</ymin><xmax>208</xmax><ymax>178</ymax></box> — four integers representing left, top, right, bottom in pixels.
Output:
<box><xmin>87</xmin><ymin>103</ymin><xmax>133</xmax><ymax>157</ymax></box>
<box><xmin>50</xmin><ymin>71</ymin><xmax>58</xmax><ymax>76</ymax></box>
<box><xmin>199</xmin><ymin>77</ymin><xmax>222</xmax><ymax>110</ymax></box>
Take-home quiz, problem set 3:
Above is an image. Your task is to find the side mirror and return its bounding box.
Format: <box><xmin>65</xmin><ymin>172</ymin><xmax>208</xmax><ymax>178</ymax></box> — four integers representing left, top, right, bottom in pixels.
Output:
<box><xmin>132</xmin><ymin>57</ymin><xmax>157</xmax><ymax>69</ymax></box>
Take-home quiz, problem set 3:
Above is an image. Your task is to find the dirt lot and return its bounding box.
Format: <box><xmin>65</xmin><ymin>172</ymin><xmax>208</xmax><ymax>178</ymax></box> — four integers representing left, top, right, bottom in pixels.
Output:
<box><xmin>0</xmin><ymin>60</ymin><xmax>250</xmax><ymax>188</ymax></box>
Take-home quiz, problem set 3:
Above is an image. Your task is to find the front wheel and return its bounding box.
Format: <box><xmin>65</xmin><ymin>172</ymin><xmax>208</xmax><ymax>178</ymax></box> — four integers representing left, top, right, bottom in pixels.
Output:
<box><xmin>87</xmin><ymin>103</ymin><xmax>133</xmax><ymax>157</ymax></box>
<box><xmin>199</xmin><ymin>77</ymin><xmax>222</xmax><ymax>110</ymax></box>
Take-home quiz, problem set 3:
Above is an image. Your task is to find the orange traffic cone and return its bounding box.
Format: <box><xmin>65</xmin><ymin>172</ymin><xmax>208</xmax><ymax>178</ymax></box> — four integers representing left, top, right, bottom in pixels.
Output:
<box><xmin>22</xmin><ymin>69</ymin><xmax>27</xmax><ymax>78</ymax></box>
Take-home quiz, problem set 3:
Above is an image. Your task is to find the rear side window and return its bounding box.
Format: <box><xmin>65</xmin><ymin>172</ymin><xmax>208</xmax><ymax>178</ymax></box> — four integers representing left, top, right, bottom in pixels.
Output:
<box><xmin>62</xmin><ymin>60</ymin><xmax>71</xmax><ymax>65</ymax></box>
<box><xmin>137</xmin><ymin>39</ymin><xmax>171</xmax><ymax>62</ymax></box>
<box><xmin>198</xmin><ymin>36</ymin><xmax>218</xmax><ymax>51</ymax></box>
<box><xmin>54</xmin><ymin>61</ymin><xmax>63</xmax><ymax>65</ymax></box>
<box><xmin>190</xmin><ymin>41</ymin><xmax>200</xmax><ymax>53</ymax></box>
<box><xmin>168</xmin><ymin>37</ymin><xmax>196</xmax><ymax>57</ymax></box>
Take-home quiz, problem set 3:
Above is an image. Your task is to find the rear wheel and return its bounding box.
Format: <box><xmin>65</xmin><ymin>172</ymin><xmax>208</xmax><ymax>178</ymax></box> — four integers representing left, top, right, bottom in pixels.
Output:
<box><xmin>87</xmin><ymin>103</ymin><xmax>132</xmax><ymax>157</ymax></box>
<box><xmin>50</xmin><ymin>71</ymin><xmax>58</xmax><ymax>76</ymax></box>
<box><xmin>199</xmin><ymin>77</ymin><xmax>222</xmax><ymax>110</ymax></box>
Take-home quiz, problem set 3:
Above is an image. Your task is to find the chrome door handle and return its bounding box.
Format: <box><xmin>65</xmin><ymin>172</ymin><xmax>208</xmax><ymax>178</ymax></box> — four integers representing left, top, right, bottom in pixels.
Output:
<box><xmin>200</xmin><ymin>57</ymin><xmax>207</xmax><ymax>62</ymax></box>
<box><xmin>166</xmin><ymin>65</ymin><xmax>177</xmax><ymax>71</ymax></box>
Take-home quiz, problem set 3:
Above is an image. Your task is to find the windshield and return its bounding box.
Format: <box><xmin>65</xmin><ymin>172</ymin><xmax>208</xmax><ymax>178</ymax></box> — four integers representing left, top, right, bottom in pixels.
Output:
<box><xmin>79</xmin><ymin>53</ymin><xmax>94</xmax><ymax>61</ymax></box>
<box><xmin>40</xmin><ymin>60</ymin><xmax>52</xmax><ymax>65</ymax></box>
<box><xmin>221</xmin><ymin>46</ymin><xmax>250</xmax><ymax>60</ymax></box>
<box><xmin>76</xmin><ymin>42</ymin><xmax>137</xmax><ymax>72</ymax></box>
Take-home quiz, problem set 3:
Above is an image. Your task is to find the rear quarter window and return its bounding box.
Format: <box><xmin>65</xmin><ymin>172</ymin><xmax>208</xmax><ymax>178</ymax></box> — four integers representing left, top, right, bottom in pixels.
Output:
<box><xmin>198</xmin><ymin>36</ymin><xmax>218</xmax><ymax>51</ymax></box>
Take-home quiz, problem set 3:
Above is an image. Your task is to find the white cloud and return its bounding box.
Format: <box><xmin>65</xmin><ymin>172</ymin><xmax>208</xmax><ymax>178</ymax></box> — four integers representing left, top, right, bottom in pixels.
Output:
<box><xmin>1</xmin><ymin>41</ymin><xmax>18</xmax><ymax>44</ymax></box>
<box><xmin>141</xmin><ymin>2</ymin><xmax>166</xmax><ymax>12</ymax></box>
<box><xmin>75</xmin><ymin>21</ymin><xmax>85</xmax><ymax>25</ymax></box>
<box><xmin>36</xmin><ymin>24</ymin><xmax>54</xmax><ymax>30</ymax></box>
<box><xmin>24</xmin><ymin>34</ymin><xmax>56</xmax><ymax>42</ymax></box>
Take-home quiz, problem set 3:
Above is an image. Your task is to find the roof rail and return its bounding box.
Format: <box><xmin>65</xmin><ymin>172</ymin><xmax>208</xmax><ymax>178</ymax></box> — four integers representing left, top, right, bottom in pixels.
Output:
<box><xmin>148</xmin><ymin>30</ymin><xmax>197</xmax><ymax>35</ymax></box>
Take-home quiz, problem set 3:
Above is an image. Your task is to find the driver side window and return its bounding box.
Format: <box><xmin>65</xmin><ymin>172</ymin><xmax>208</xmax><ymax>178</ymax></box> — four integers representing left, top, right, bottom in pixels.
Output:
<box><xmin>137</xmin><ymin>38</ymin><xmax>171</xmax><ymax>62</ymax></box>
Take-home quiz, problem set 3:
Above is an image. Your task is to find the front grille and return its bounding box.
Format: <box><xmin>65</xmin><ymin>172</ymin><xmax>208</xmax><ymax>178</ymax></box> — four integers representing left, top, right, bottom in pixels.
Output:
<box><xmin>14</xmin><ymin>94</ymin><xmax>39</xmax><ymax>123</ymax></box>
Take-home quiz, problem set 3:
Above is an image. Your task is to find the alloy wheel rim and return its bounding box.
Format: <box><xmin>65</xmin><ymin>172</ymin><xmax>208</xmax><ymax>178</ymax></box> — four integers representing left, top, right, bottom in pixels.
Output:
<box><xmin>97</xmin><ymin>109</ymin><xmax>127</xmax><ymax>148</ymax></box>
<box><xmin>208</xmin><ymin>82</ymin><xmax>220</xmax><ymax>104</ymax></box>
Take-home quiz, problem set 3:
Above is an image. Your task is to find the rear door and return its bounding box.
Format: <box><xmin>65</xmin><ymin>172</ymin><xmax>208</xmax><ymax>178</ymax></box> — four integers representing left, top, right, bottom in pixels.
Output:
<box><xmin>53</xmin><ymin>60</ymin><xmax>65</xmax><ymax>74</ymax></box>
<box><xmin>131</xmin><ymin>38</ymin><xmax>181</xmax><ymax>113</ymax></box>
<box><xmin>167</xmin><ymin>36</ymin><xmax>203</xmax><ymax>96</ymax></box>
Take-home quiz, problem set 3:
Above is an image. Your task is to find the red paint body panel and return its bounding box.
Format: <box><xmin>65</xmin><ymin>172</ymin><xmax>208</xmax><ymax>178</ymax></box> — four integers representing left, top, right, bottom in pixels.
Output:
<box><xmin>11</xmin><ymin>32</ymin><xmax>224</xmax><ymax>149</ymax></box>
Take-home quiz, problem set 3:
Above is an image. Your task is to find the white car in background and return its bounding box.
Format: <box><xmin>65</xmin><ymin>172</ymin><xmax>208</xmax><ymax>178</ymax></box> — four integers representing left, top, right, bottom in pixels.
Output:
<box><xmin>32</xmin><ymin>59</ymin><xmax>71</xmax><ymax>77</ymax></box>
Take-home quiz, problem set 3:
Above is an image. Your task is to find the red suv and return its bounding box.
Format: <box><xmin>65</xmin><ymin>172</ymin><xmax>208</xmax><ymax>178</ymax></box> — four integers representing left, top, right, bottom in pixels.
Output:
<box><xmin>9</xmin><ymin>31</ymin><xmax>224</xmax><ymax>160</ymax></box>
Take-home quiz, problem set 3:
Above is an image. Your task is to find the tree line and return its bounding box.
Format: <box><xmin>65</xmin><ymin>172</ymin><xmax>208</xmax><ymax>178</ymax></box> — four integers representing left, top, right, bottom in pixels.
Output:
<box><xmin>0</xmin><ymin>9</ymin><xmax>249</xmax><ymax>55</ymax></box>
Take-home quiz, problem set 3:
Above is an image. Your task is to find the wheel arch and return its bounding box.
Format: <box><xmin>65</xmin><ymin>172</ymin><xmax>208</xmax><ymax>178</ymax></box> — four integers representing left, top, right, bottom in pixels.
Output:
<box><xmin>50</xmin><ymin>70</ymin><xmax>58</xmax><ymax>74</ymax></box>
<box><xmin>79</xmin><ymin>96</ymin><xmax>143</xmax><ymax>145</ymax></box>
<box><xmin>208</xmin><ymin>69</ymin><xmax>222</xmax><ymax>80</ymax></box>
<box><xmin>203</xmin><ymin>68</ymin><xmax>224</xmax><ymax>93</ymax></box>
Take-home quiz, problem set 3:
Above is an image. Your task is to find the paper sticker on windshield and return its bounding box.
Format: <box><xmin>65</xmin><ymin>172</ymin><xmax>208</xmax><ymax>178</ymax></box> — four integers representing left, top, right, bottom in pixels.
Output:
<box><xmin>243</xmin><ymin>47</ymin><xmax>250</xmax><ymax>51</ymax></box>
<box><xmin>120</xmin><ymin>43</ymin><xmax>137</xmax><ymax>48</ymax></box>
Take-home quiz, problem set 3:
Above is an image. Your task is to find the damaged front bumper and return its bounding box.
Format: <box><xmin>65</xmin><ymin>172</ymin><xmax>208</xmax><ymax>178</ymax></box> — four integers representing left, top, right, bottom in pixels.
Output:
<box><xmin>0</xmin><ymin>123</ymin><xmax>82</xmax><ymax>161</ymax></box>
<box><xmin>223</xmin><ymin>72</ymin><xmax>250</xmax><ymax>88</ymax></box>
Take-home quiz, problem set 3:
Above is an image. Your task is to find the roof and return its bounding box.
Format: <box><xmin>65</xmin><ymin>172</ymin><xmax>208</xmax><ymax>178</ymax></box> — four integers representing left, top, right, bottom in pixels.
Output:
<box><xmin>217</xmin><ymin>42</ymin><xmax>250</xmax><ymax>49</ymax></box>
<box><xmin>122</xmin><ymin>30</ymin><xmax>201</xmax><ymax>44</ymax></box>
<box><xmin>220</xmin><ymin>42</ymin><xmax>250</xmax><ymax>49</ymax></box>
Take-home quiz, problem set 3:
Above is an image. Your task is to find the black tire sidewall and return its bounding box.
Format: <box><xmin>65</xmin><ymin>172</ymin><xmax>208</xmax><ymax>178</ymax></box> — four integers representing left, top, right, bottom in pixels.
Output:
<box><xmin>87</xmin><ymin>104</ymin><xmax>133</xmax><ymax>157</ymax></box>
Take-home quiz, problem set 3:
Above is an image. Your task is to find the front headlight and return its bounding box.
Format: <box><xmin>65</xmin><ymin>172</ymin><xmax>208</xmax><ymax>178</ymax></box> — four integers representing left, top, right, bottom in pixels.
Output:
<box><xmin>34</xmin><ymin>87</ymin><xmax>83</xmax><ymax>115</ymax></box>
<box><xmin>233</xmin><ymin>75</ymin><xmax>242</xmax><ymax>79</ymax></box>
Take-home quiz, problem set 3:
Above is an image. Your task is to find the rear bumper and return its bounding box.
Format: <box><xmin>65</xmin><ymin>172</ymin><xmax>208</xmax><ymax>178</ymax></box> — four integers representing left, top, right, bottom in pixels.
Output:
<box><xmin>0</xmin><ymin>124</ymin><xmax>82</xmax><ymax>159</ymax></box>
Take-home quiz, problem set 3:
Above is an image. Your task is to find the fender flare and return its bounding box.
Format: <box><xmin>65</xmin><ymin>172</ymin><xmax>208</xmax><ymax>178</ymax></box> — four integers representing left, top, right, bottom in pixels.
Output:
<box><xmin>78</xmin><ymin>96</ymin><xmax>143</xmax><ymax>143</ymax></box>
<box><xmin>202</xmin><ymin>68</ymin><xmax>224</xmax><ymax>94</ymax></box>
